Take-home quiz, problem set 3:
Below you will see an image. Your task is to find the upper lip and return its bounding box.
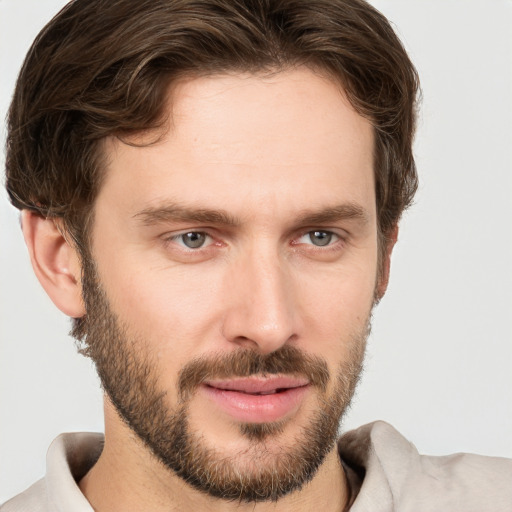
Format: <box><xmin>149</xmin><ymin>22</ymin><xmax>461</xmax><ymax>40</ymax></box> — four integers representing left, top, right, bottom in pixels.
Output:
<box><xmin>204</xmin><ymin>376</ymin><xmax>309</xmax><ymax>394</ymax></box>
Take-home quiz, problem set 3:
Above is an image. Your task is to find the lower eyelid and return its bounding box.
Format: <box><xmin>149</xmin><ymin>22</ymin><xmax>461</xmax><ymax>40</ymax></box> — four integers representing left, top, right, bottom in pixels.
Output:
<box><xmin>295</xmin><ymin>231</ymin><xmax>341</xmax><ymax>245</ymax></box>
<box><xmin>175</xmin><ymin>233</ymin><xmax>211</xmax><ymax>248</ymax></box>
<box><xmin>161</xmin><ymin>231</ymin><xmax>345</xmax><ymax>253</ymax></box>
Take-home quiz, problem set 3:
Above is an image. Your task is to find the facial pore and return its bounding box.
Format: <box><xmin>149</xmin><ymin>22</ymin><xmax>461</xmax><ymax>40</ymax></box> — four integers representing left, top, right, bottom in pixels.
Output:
<box><xmin>73</xmin><ymin>256</ymin><xmax>368</xmax><ymax>502</ymax></box>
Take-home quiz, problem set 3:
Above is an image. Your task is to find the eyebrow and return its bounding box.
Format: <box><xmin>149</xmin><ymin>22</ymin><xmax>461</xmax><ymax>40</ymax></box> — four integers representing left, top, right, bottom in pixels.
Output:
<box><xmin>133</xmin><ymin>203</ymin><xmax>241</xmax><ymax>227</ymax></box>
<box><xmin>133</xmin><ymin>201</ymin><xmax>370</xmax><ymax>228</ymax></box>
<box><xmin>295</xmin><ymin>203</ymin><xmax>370</xmax><ymax>226</ymax></box>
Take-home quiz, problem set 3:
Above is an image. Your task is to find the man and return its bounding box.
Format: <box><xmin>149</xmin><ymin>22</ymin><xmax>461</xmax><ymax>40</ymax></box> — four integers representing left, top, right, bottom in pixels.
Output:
<box><xmin>1</xmin><ymin>0</ymin><xmax>511</xmax><ymax>511</ymax></box>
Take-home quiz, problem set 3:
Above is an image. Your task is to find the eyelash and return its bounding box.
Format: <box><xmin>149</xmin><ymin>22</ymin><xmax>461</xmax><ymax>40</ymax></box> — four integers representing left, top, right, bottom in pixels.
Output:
<box><xmin>163</xmin><ymin>231</ymin><xmax>217</xmax><ymax>250</ymax></box>
<box><xmin>162</xmin><ymin>229</ymin><xmax>345</xmax><ymax>253</ymax></box>
<box><xmin>294</xmin><ymin>230</ymin><xmax>342</xmax><ymax>248</ymax></box>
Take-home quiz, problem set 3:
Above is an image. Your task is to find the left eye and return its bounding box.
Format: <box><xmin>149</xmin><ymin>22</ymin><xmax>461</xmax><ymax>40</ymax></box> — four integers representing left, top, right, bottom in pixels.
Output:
<box><xmin>172</xmin><ymin>232</ymin><xmax>211</xmax><ymax>249</ymax></box>
<box><xmin>298</xmin><ymin>230</ymin><xmax>339</xmax><ymax>247</ymax></box>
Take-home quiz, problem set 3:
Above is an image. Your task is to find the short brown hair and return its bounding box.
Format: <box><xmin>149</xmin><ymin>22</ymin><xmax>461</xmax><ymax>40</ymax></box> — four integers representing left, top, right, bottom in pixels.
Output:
<box><xmin>5</xmin><ymin>0</ymin><xmax>419</xmax><ymax>253</ymax></box>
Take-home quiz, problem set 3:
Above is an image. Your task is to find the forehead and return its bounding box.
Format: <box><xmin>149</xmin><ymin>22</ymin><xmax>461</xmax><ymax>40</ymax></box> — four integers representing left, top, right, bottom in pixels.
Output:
<box><xmin>97</xmin><ymin>67</ymin><xmax>375</xmax><ymax>224</ymax></box>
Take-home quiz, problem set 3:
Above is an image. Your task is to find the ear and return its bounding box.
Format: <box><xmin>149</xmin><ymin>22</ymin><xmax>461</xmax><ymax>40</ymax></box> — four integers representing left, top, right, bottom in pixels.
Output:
<box><xmin>21</xmin><ymin>210</ymin><xmax>86</xmax><ymax>318</ymax></box>
<box><xmin>375</xmin><ymin>224</ymin><xmax>399</xmax><ymax>301</ymax></box>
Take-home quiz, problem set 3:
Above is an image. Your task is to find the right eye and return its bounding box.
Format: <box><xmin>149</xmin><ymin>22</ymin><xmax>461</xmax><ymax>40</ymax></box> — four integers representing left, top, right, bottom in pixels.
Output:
<box><xmin>168</xmin><ymin>231</ymin><xmax>213</xmax><ymax>249</ymax></box>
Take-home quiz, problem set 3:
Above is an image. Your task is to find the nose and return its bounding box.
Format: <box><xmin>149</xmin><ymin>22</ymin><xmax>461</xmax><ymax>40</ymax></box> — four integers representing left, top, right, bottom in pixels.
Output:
<box><xmin>221</xmin><ymin>243</ymin><xmax>300</xmax><ymax>354</ymax></box>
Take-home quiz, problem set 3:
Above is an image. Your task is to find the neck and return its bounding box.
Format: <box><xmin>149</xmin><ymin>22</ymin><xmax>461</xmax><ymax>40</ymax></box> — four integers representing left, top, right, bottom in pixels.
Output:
<box><xmin>79</xmin><ymin>401</ymin><xmax>349</xmax><ymax>512</ymax></box>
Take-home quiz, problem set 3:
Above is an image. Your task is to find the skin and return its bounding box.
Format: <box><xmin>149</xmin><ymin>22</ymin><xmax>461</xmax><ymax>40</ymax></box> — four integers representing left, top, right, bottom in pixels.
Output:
<box><xmin>23</xmin><ymin>67</ymin><xmax>395</xmax><ymax>512</ymax></box>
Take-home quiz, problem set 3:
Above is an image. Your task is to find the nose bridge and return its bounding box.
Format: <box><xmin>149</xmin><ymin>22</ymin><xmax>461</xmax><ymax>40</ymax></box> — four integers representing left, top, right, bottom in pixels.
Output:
<box><xmin>223</xmin><ymin>238</ymin><xmax>298</xmax><ymax>353</ymax></box>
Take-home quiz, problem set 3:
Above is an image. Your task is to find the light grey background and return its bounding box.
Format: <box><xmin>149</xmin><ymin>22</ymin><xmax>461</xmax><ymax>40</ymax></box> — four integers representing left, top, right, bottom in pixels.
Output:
<box><xmin>1</xmin><ymin>0</ymin><xmax>511</xmax><ymax>502</ymax></box>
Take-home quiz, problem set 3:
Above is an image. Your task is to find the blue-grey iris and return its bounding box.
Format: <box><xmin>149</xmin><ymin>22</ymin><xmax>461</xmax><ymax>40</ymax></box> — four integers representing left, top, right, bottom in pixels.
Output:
<box><xmin>182</xmin><ymin>232</ymin><xmax>206</xmax><ymax>248</ymax></box>
<box><xmin>309</xmin><ymin>231</ymin><xmax>332</xmax><ymax>246</ymax></box>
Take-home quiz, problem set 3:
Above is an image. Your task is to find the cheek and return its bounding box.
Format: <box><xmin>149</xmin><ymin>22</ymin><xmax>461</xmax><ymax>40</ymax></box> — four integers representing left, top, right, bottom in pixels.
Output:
<box><xmin>93</xmin><ymin>225</ymin><xmax>377</xmax><ymax>383</ymax></box>
<box><xmin>97</xmin><ymin>250</ymin><xmax>227</xmax><ymax>359</ymax></box>
<box><xmin>295</xmin><ymin>256</ymin><xmax>376</xmax><ymax>360</ymax></box>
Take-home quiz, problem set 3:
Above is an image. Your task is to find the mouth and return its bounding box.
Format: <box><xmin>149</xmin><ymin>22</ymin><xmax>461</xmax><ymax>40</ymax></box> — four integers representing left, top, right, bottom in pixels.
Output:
<box><xmin>206</xmin><ymin>376</ymin><xmax>308</xmax><ymax>393</ymax></box>
<box><xmin>201</xmin><ymin>376</ymin><xmax>310</xmax><ymax>423</ymax></box>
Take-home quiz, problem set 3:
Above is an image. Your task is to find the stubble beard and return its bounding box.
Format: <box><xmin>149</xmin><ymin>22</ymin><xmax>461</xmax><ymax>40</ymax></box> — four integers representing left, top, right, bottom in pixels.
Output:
<box><xmin>72</xmin><ymin>257</ymin><xmax>368</xmax><ymax>502</ymax></box>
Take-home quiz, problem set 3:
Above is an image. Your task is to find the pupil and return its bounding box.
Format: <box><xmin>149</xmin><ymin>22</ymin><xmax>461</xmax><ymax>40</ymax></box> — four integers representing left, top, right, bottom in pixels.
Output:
<box><xmin>311</xmin><ymin>231</ymin><xmax>331</xmax><ymax>246</ymax></box>
<box><xmin>183</xmin><ymin>232</ymin><xmax>205</xmax><ymax>248</ymax></box>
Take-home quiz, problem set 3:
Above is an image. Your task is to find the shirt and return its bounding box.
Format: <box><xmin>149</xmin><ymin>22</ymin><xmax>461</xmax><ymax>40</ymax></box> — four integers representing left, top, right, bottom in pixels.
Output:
<box><xmin>2</xmin><ymin>421</ymin><xmax>511</xmax><ymax>511</ymax></box>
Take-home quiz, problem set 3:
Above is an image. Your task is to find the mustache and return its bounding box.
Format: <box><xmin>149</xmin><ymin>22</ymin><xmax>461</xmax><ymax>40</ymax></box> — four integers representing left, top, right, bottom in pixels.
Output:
<box><xmin>177</xmin><ymin>345</ymin><xmax>329</xmax><ymax>402</ymax></box>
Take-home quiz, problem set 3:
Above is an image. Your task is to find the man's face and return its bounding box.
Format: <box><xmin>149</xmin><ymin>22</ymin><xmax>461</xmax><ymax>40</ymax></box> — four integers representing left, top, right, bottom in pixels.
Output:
<box><xmin>81</xmin><ymin>68</ymin><xmax>378</xmax><ymax>500</ymax></box>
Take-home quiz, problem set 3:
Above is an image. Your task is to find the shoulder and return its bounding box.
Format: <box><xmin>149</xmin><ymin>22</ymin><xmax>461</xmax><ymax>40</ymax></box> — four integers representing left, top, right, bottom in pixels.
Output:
<box><xmin>339</xmin><ymin>421</ymin><xmax>512</xmax><ymax>512</ymax></box>
<box><xmin>1</xmin><ymin>432</ymin><xmax>103</xmax><ymax>512</ymax></box>
<box><xmin>1</xmin><ymin>479</ymin><xmax>47</xmax><ymax>512</ymax></box>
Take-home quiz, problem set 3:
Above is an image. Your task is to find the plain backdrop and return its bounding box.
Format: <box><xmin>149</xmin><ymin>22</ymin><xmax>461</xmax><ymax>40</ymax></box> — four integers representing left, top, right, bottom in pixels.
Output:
<box><xmin>1</xmin><ymin>0</ymin><xmax>511</xmax><ymax>502</ymax></box>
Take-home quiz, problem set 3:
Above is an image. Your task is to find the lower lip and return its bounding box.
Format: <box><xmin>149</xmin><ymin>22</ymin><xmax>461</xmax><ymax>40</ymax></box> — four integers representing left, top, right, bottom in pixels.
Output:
<box><xmin>201</xmin><ymin>384</ymin><xmax>309</xmax><ymax>423</ymax></box>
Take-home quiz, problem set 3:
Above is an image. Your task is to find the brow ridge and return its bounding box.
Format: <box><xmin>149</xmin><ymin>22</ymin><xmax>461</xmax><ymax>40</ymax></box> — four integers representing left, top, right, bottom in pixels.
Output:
<box><xmin>134</xmin><ymin>203</ymin><xmax>240</xmax><ymax>227</ymax></box>
<box><xmin>133</xmin><ymin>201</ymin><xmax>370</xmax><ymax>228</ymax></box>
<box><xmin>294</xmin><ymin>203</ymin><xmax>370</xmax><ymax>226</ymax></box>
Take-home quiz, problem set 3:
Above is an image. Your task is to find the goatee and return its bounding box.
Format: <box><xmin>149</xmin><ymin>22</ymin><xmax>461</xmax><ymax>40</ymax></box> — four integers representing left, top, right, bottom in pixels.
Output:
<box><xmin>72</xmin><ymin>257</ymin><xmax>367</xmax><ymax>502</ymax></box>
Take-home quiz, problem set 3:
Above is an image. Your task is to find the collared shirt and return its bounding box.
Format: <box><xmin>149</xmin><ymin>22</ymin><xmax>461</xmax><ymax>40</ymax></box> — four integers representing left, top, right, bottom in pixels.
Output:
<box><xmin>2</xmin><ymin>421</ymin><xmax>511</xmax><ymax>511</ymax></box>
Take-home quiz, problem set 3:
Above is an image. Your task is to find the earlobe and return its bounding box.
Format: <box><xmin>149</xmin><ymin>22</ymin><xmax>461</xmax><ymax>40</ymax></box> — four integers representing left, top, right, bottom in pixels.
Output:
<box><xmin>21</xmin><ymin>210</ymin><xmax>86</xmax><ymax>318</ymax></box>
<box><xmin>375</xmin><ymin>224</ymin><xmax>399</xmax><ymax>301</ymax></box>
